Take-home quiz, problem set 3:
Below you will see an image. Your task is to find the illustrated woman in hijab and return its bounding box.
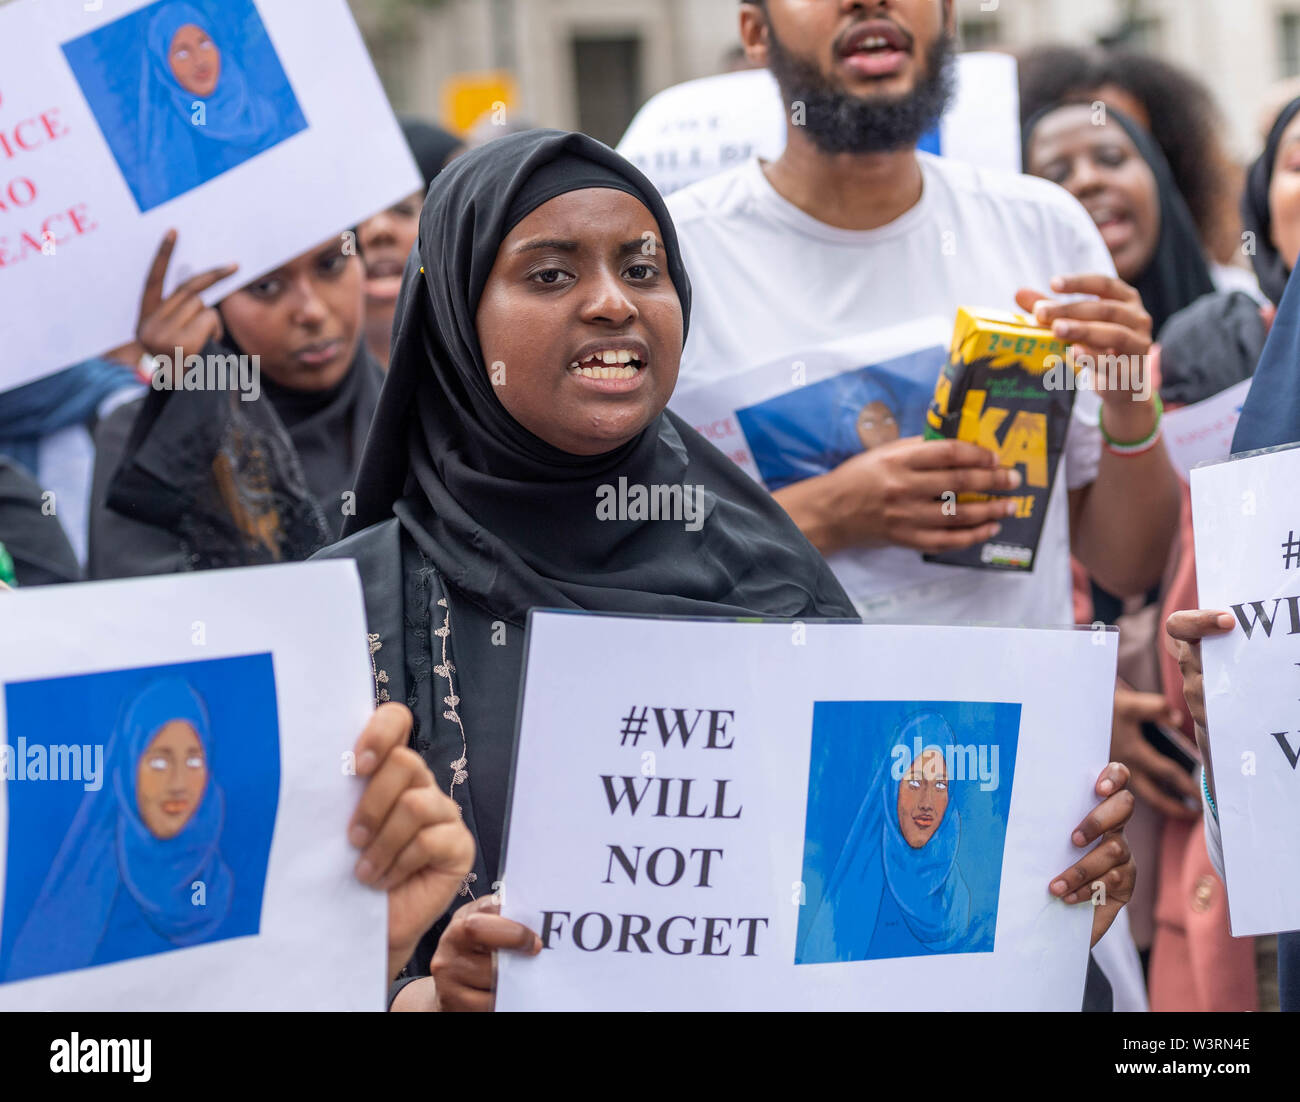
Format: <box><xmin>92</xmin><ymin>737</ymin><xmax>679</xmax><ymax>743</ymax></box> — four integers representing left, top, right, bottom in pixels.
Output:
<box><xmin>135</xmin><ymin>4</ymin><xmax>286</xmax><ymax>211</ymax></box>
<box><xmin>5</xmin><ymin>680</ymin><xmax>231</xmax><ymax>980</ymax></box>
<box><xmin>87</xmin><ymin>225</ymin><xmax>383</xmax><ymax>579</ymax></box>
<box><xmin>797</xmin><ymin>713</ymin><xmax>974</xmax><ymax>964</ymax></box>
<box><xmin>314</xmin><ymin>129</ymin><xmax>1138</xmax><ymax>1011</ymax></box>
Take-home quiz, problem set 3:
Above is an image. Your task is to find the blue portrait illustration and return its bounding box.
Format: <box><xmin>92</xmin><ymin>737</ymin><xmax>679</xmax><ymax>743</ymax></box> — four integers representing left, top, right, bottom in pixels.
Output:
<box><xmin>734</xmin><ymin>345</ymin><xmax>945</xmax><ymax>491</ymax></box>
<box><xmin>62</xmin><ymin>0</ymin><xmax>308</xmax><ymax>212</ymax></box>
<box><xmin>0</xmin><ymin>655</ymin><xmax>280</xmax><ymax>984</ymax></box>
<box><xmin>796</xmin><ymin>702</ymin><xmax>1020</xmax><ymax>965</ymax></box>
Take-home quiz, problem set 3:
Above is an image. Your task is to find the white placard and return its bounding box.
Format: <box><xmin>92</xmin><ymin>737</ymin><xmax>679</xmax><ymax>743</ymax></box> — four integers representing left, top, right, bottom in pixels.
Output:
<box><xmin>1163</xmin><ymin>379</ymin><xmax>1252</xmax><ymax>483</ymax></box>
<box><xmin>0</xmin><ymin>0</ymin><xmax>419</xmax><ymax>391</ymax></box>
<box><xmin>497</xmin><ymin>613</ymin><xmax>1116</xmax><ymax>1011</ymax></box>
<box><xmin>0</xmin><ymin>561</ymin><xmax>385</xmax><ymax>1010</ymax></box>
<box><xmin>1192</xmin><ymin>444</ymin><xmax>1300</xmax><ymax>936</ymax></box>
<box><xmin>616</xmin><ymin>52</ymin><xmax>1021</xmax><ymax>197</ymax></box>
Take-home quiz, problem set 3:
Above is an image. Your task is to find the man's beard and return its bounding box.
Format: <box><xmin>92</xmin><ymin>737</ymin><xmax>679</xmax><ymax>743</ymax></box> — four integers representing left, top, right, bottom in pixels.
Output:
<box><xmin>766</xmin><ymin>24</ymin><xmax>957</xmax><ymax>155</ymax></box>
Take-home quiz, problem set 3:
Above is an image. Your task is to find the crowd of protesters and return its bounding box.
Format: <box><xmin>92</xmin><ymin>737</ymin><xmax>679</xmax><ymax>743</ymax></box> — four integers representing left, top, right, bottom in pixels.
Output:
<box><xmin>1</xmin><ymin>0</ymin><xmax>1295</xmax><ymax>1013</ymax></box>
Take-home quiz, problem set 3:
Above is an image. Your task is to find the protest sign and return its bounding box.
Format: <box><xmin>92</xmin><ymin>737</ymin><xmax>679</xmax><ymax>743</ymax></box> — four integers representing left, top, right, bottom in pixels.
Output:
<box><xmin>1163</xmin><ymin>379</ymin><xmax>1252</xmax><ymax>483</ymax></box>
<box><xmin>1192</xmin><ymin>444</ymin><xmax>1300</xmax><ymax>936</ymax></box>
<box><xmin>496</xmin><ymin>613</ymin><xmax>1117</xmax><ymax>1011</ymax></box>
<box><xmin>0</xmin><ymin>561</ymin><xmax>384</xmax><ymax>1010</ymax></box>
<box><xmin>0</xmin><ymin>0</ymin><xmax>419</xmax><ymax>391</ymax></box>
<box><xmin>616</xmin><ymin>52</ymin><xmax>1021</xmax><ymax>197</ymax></box>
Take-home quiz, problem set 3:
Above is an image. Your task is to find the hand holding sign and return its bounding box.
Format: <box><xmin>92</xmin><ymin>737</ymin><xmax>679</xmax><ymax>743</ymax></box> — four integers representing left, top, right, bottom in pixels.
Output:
<box><xmin>426</xmin><ymin>896</ymin><xmax>541</xmax><ymax>1012</ymax></box>
<box><xmin>347</xmin><ymin>702</ymin><xmax>476</xmax><ymax>985</ymax></box>
<box><xmin>1166</xmin><ymin>609</ymin><xmax>1238</xmax><ymax>798</ymax></box>
<box><xmin>136</xmin><ymin>230</ymin><xmax>238</xmax><ymax>375</ymax></box>
<box><xmin>1051</xmin><ymin>762</ymin><xmax>1136</xmax><ymax>947</ymax></box>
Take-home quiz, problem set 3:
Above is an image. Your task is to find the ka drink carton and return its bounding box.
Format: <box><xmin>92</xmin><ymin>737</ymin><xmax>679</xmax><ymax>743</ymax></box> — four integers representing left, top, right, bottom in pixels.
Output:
<box><xmin>922</xmin><ymin>307</ymin><xmax>1076</xmax><ymax>572</ymax></box>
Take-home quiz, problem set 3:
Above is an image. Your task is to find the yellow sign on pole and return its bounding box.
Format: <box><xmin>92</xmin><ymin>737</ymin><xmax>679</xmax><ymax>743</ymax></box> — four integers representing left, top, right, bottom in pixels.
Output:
<box><xmin>442</xmin><ymin>71</ymin><xmax>517</xmax><ymax>135</ymax></box>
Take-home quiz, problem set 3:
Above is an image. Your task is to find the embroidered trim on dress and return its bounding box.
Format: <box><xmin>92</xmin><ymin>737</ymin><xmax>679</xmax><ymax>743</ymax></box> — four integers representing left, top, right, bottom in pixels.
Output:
<box><xmin>367</xmin><ymin>633</ymin><xmax>391</xmax><ymax>705</ymax></box>
<box><xmin>432</xmin><ymin>596</ymin><xmax>476</xmax><ymax>900</ymax></box>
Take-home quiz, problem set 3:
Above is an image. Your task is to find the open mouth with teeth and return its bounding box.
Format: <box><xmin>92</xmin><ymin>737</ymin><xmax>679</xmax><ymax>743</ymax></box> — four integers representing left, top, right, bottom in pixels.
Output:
<box><xmin>568</xmin><ymin>349</ymin><xmax>645</xmax><ymax>380</ymax></box>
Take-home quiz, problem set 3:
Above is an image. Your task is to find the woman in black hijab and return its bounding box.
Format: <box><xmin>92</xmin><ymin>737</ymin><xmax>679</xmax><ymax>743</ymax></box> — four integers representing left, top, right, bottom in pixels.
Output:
<box><xmin>1024</xmin><ymin>102</ymin><xmax>1216</xmax><ymax>341</ymax></box>
<box><xmin>89</xmin><ymin>230</ymin><xmax>383</xmax><ymax>577</ymax></box>
<box><xmin>316</xmin><ymin>129</ymin><xmax>858</xmax><ymax>1009</ymax></box>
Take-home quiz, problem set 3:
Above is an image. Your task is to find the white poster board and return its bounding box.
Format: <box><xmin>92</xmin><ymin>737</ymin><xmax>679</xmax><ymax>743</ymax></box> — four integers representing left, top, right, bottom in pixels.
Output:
<box><xmin>0</xmin><ymin>561</ymin><xmax>385</xmax><ymax>1010</ymax></box>
<box><xmin>1192</xmin><ymin>444</ymin><xmax>1300</xmax><ymax>936</ymax></box>
<box><xmin>0</xmin><ymin>0</ymin><xmax>419</xmax><ymax>391</ymax></box>
<box><xmin>1163</xmin><ymin>379</ymin><xmax>1252</xmax><ymax>483</ymax></box>
<box><xmin>497</xmin><ymin>613</ymin><xmax>1117</xmax><ymax>1011</ymax></box>
<box><xmin>616</xmin><ymin>52</ymin><xmax>1022</xmax><ymax>197</ymax></box>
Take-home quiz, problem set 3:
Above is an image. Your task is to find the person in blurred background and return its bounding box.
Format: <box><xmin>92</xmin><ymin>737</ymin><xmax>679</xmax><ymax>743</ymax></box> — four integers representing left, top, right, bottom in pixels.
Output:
<box><xmin>0</xmin><ymin>353</ymin><xmax>143</xmax><ymax>569</ymax></box>
<box><xmin>358</xmin><ymin>117</ymin><xmax>464</xmax><ymax>368</ymax></box>
<box><xmin>1018</xmin><ymin>44</ymin><xmax>1250</xmax><ymax>290</ymax></box>
<box><xmin>0</xmin><ymin>458</ymin><xmax>81</xmax><ymax>587</ymax></box>
<box><xmin>88</xmin><ymin>229</ymin><xmax>381</xmax><ymax>579</ymax></box>
<box><xmin>1024</xmin><ymin>103</ymin><xmax>1216</xmax><ymax>340</ymax></box>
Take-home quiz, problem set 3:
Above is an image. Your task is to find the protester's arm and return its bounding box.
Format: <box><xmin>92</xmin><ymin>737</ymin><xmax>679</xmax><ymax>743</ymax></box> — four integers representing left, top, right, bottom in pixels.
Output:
<box><xmin>1047</xmin><ymin>762</ymin><xmax>1136</xmax><ymax>948</ymax></box>
<box><xmin>1167</xmin><ymin>609</ymin><xmax>1236</xmax><ymax>803</ymax></box>
<box><xmin>772</xmin><ymin>438</ymin><xmax>1023</xmax><ymax>556</ymax></box>
<box><xmin>1016</xmin><ymin>277</ymin><xmax>1180</xmax><ymax>597</ymax></box>
<box><xmin>348</xmin><ymin>702</ymin><xmax>476</xmax><ymax>984</ymax></box>
<box><xmin>1168</xmin><ymin>610</ymin><xmax>1236</xmax><ymax>882</ymax></box>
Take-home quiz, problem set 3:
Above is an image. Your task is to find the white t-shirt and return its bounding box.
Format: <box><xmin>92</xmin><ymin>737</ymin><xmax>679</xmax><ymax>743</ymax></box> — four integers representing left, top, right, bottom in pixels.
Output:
<box><xmin>667</xmin><ymin>153</ymin><xmax>1116</xmax><ymax>628</ymax></box>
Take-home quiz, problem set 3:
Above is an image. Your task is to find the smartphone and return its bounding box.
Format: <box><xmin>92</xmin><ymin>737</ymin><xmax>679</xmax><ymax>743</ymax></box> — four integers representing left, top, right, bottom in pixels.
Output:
<box><xmin>1141</xmin><ymin>720</ymin><xmax>1200</xmax><ymax>775</ymax></box>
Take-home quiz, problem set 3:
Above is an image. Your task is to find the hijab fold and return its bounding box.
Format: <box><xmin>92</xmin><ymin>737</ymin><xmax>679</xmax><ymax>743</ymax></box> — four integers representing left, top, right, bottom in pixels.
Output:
<box><xmin>345</xmin><ymin>129</ymin><xmax>855</xmax><ymax>626</ymax></box>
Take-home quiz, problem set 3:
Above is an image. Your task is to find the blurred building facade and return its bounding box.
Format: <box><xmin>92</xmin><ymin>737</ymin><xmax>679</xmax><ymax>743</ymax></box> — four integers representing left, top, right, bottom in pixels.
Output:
<box><xmin>352</xmin><ymin>0</ymin><xmax>1295</xmax><ymax>156</ymax></box>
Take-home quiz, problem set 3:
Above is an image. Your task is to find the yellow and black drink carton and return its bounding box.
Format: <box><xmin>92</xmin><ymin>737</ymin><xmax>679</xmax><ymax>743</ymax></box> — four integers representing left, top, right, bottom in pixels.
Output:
<box><xmin>922</xmin><ymin>307</ymin><xmax>1075</xmax><ymax>572</ymax></box>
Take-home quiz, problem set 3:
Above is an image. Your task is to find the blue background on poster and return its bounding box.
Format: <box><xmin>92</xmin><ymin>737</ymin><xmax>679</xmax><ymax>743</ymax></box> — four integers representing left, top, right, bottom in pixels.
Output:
<box><xmin>0</xmin><ymin>652</ymin><xmax>280</xmax><ymax>982</ymax></box>
<box><xmin>63</xmin><ymin>0</ymin><xmax>307</xmax><ymax>212</ymax></box>
<box><xmin>735</xmin><ymin>345</ymin><xmax>946</xmax><ymax>491</ymax></box>
<box><xmin>796</xmin><ymin>699</ymin><xmax>1020</xmax><ymax>964</ymax></box>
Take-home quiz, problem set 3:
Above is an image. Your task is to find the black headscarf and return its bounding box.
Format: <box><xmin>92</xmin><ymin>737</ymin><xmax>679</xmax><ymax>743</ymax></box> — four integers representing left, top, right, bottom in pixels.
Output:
<box><xmin>345</xmin><ymin>129</ymin><xmax>854</xmax><ymax>626</ymax></box>
<box><xmin>399</xmin><ymin>116</ymin><xmax>463</xmax><ymax>191</ymax></box>
<box><xmin>106</xmin><ymin>330</ymin><xmax>381</xmax><ymax>570</ymax></box>
<box><xmin>1024</xmin><ymin>104</ymin><xmax>1216</xmax><ymax>338</ymax></box>
<box><xmin>1243</xmin><ymin>96</ymin><xmax>1300</xmax><ymax>308</ymax></box>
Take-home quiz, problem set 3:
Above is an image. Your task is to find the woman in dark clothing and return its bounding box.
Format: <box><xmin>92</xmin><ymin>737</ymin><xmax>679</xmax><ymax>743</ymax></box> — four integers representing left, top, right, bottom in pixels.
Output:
<box><xmin>358</xmin><ymin>118</ymin><xmax>464</xmax><ymax>368</ymax></box>
<box><xmin>1024</xmin><ymin>102</ymin><xmax>1217</xmax><ymax>340</ymax></box>
<box><xmin>89</xmin><ymin>230</ymin><xmax>382</xmax><ymax>578</ymax></box>
<box><xmin>317</xmin><ymin>128</ymin><xmax>1139</xmax><ymax>1011</ymax></box>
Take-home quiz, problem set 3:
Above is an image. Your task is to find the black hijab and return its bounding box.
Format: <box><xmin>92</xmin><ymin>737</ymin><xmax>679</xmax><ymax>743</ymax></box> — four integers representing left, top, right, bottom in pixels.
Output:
<box><xmin>345</xmin><ymin>128</ymin><xmax>854</xmax><ymax>626</ymax></box>
<box><xmin>1243</xmin><ymin>96</ymin><xmax>1300</xmax><ymax>308</ymax></box>
<box><xmin>1024</xmin><ymin>104</ymin><xmax>1216</xmax><ymax>338</ymax></box>
<box><xmin>399</xmin><ymin>117</ymin><xmax>462</xmax><ymax>191</ymax></box>
<box><xmin>0</xmin><ymin>458</ymin><xmax>80</xmax><ymax>586</ymax></box>
<box><xmin>107</xmin><ymin>329</ymin><xmax>382</xmax><ymax>569</ymax></box>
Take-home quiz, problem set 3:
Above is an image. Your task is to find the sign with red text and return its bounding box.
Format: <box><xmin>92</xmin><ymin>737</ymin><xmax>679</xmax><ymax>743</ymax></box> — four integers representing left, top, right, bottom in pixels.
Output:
<box><xmin>1192</xmin><ymin>443</ymin><xmax>1300</xmax><ymax>936</ymax></box>
<box><xmin>0</xmin><ymin>0</ymin><xmax>418</xmax><ymax>391</ymax></box>
<box><xmin>497</xmin><ymin>613</ymin><xmax>1117</xmax><ymax>1011</ymax></box>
